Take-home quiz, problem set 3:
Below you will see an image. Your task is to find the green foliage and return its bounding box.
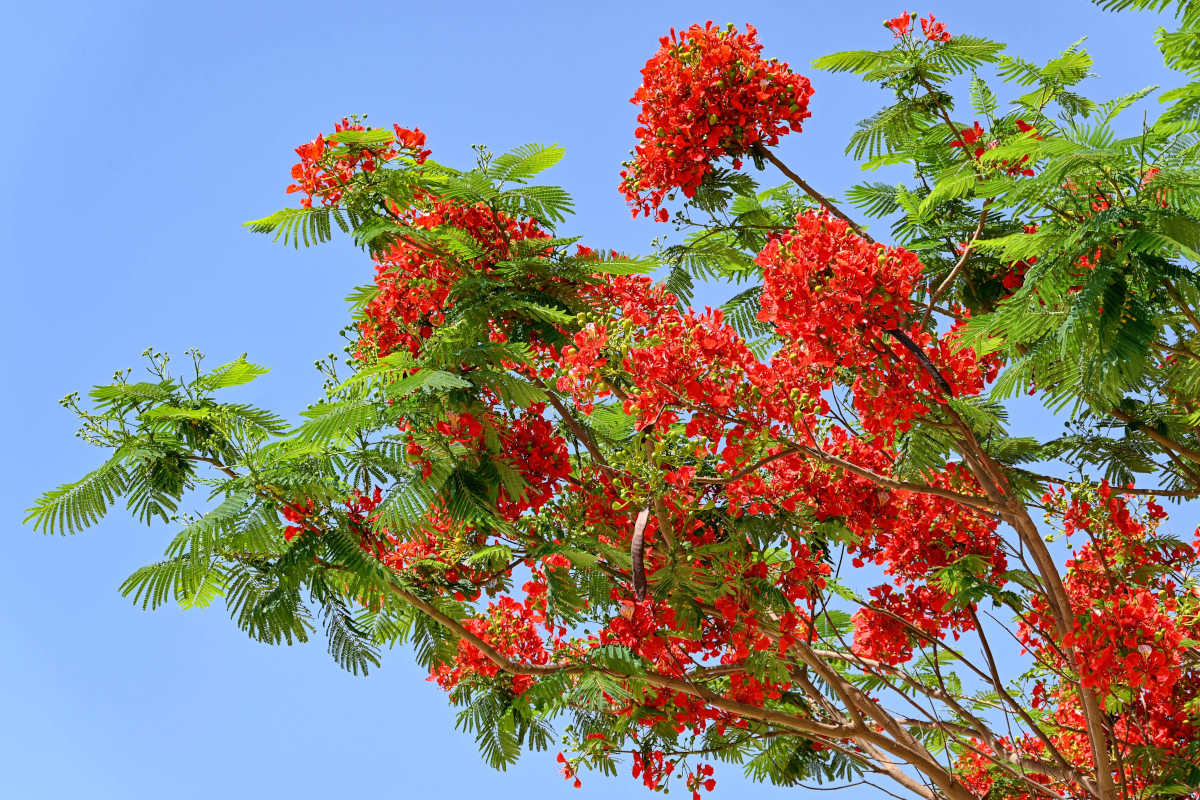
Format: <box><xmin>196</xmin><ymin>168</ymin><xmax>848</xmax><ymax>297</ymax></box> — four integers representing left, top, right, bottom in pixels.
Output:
<box><xmin>486</xmin><ymin>143</ymin><xmax>566</xmax><ymax>184</ymax></box>
<box><xmin>244</xmin><ymin>206</ymin><xmax>351</xmax><ymax>248</ymax></box>
<box><xmin>30</xmin><ymin>9</ymin><xmax>1200</xmax><ymax>795</ymax></box>
<box><xmin>26</xmin><ymin>454</ymin><xmax>129</xmax><ymax>535</ymax></box>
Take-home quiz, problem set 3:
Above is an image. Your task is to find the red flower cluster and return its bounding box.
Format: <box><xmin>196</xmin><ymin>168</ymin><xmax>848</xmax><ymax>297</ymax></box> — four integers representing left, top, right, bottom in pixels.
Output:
<box><xmin>378</xmin><ymin>502</ymin><xmax>490</xmax><ymax>598</ymax></box>
<box><xmin>757</xmin><ymin>212</ymin><xmax>922</xmax><ymax>360</ymax></box>
<box><xmin>1007</xmin><ymin>485</ymin><xmax>1200</xmax><ymax>786</ymax></box>
<box><xmin>409</xmin><ymin>403</ymin><xmax>569</xmax><ymax>523</ymax></box>
<box><xmin>885</xmin><ymin>12</ymin><xmax>951</xmax><ymax>42</ymax></box>
<box><xmin>992</xmin><ymin>225</ymin><xmax>1041</xmax><ymax>294</ymax></box>
<box><xmin>556</xmin><ymin>752</ymin><xmax>582</xmax><ymax>789</ymax></box>
<box><xmin>349</xmin><ymin>193</ymin><xmax>573</xmax><ymax>523</ymax></box>
<box><xmin>950</xmin><ymin>119</ymin><xmax>1038</xmax><ymax>177</ymax></box>
<box><xmin>920</xmin><ymin>13</ymin><xmax>950</xmax><ymax>42</ymax></box>
<box><xmin>392</xmin><ymin>125</ymin><xmax>431</xmax><ymax>164</ymax></box>
<box><xmin>493</xmin><ymin>406</ymin><xmax>572</xmax><ymax>519</ymax></box>
<box><xmin>279</xmin><ymin>487</ymin><xmax>385</xmax><ymax>549</ymax></box>
<box><xmin>357</xmin><ymin>193</ymin><xmax>549</xmax><ymax>360</ymax></box>
<box><xmin>286</xmin><ymin>118</ymin><xmax>429</xmax><ymax>209</ymax></box>
<box><xmin>620</xmin><ymin>22</ymin><xmax>814</xmax><ymax>219</ymax></box>
<box><xmin>684</xmin><ymin>763</ymin><xmax>717</xmax><ymax>800</ymax></box>
<box><xmin>885</xmin><ymin>11</ymin><xmax>914</xmax><ymax>37</ymax></box>
<box><xmin>956</xmin><ymin>739</ymin><xmax>1053</xmax><ymax>799</ymax></box>
<box><xmin>756</xmin><ymin>212</ymin><xmax>992</xmax><ymax>439</ymax></box>
<box><xmin>557</xmin><ymin>275</ymin><xmax>682</xmax><ymax>416</ymax></box>
<box><xmin>550</xmin><ymin>260</ymin><xmax>1007</xmax><ymax>672</ymax></box>
<box><xmin>432</xmin><ymin>594</ymin><xmax>551</xmax><ymax>696</ymax></box>
<box><xmin>280</xmin><ymin>498</ymin><xmax>316</xmax><ymax>543</ymax></box>
<box><xmin>632</xmin><ymin>749</ymin><xmax>677</xmax><ymax>791</ymax></box>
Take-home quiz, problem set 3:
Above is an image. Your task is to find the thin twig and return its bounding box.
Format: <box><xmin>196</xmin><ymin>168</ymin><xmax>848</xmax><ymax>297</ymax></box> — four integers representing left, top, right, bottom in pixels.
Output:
<box><xmin>922</xmin><ymin>198</ymin><xmax>994</xmax><ymax>328</ymax></box>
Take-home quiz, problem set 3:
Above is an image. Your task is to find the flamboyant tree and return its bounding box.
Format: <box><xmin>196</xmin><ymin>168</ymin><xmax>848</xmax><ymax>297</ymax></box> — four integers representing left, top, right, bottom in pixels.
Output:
<box><xmin>28</xmin><ymin>2</ymin><xmax>1200</xmax><ymax>798</ymax></box>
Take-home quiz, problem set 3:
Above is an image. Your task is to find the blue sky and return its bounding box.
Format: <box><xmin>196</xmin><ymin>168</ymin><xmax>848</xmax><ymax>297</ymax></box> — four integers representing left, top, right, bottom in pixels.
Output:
<box><xmin>1</xmin><ymin>1</ymin><xmax>1183</xmax><ymax>797</ymax></box>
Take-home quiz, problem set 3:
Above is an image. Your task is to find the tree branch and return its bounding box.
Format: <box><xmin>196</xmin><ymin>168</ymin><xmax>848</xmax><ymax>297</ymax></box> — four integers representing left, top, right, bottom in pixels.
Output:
<box><xmin>751</xmin><ymin>141</ymin><xmax>874</xmax><ymax>243</ymax></box>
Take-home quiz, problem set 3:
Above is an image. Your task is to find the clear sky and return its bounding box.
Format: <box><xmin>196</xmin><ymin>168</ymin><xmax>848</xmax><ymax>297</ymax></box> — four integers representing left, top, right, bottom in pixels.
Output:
<box><xmin>1</xmin><ymin>1</ymin><xmax>1183</xmax><ymax>798</ymax></box>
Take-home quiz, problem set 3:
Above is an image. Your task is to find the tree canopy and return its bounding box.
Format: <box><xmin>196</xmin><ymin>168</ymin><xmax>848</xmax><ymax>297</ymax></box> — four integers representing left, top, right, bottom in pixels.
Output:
<box><xmin>27</xmin><ymin>3</ymin><xmax>1200</xmax><ymax>798</ymax></box>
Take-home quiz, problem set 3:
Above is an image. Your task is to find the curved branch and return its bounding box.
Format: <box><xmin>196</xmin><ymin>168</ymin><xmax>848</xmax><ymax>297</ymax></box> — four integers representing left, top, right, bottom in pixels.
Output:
<box><xmin>750</xmin><ymin>141</ymin><xmax>874</xmax><ymax>242</ymax></box>
<box><xmin>921</xmin><ymin>198</ymin><xmax>994</xmax><ymax>328</ymax></box>
<box><xmin>1111</xmin><ymin>406</ymin><xmax>1200</xmax><ymax>465</ymax></box>
<box><xmin>884</xmin><ymin>328</ymin><xmax>955</xmax><ymax>396</ymax></box>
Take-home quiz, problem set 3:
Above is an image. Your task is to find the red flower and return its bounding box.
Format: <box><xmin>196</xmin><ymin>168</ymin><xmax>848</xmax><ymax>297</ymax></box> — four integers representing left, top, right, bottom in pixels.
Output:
<box><xmin>284</xmin><ymin>118</ymin><xmax>426</xmax><ymax>208</ymax></box>
<box><xmin>885</xmin><ymin>11</ymin><xmax>914</xmax><ymax>37</ymax></box>
<box><xmin>620</xmin><ymin>22</ymin><xmax>814</xmax><ymax>219</ymax></box>
<box><xmin>949</xmin><ymin>121</ymin><xmax>985</xmax><ymax>154</ymax></box>
<box><xmin>356</xmin><ymin>193</ymin><xmax>549</xmax><ymax>362</ymax></box>
<box><xmin>393</xmin><ymin>125</ymin><xmax>432</xmax><ymax>164</ymax></box>
<box><xmin>919</xmin><ymin>13</ymin><xmax>951</xmax><ymax>42</ymax></box>
<box><xmin>950</xmin><ymin>120</ymin><xmax>1037</xmax><ymax>176</ymax></box>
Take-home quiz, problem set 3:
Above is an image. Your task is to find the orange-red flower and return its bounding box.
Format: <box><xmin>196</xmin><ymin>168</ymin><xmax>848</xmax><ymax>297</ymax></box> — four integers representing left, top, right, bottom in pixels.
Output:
<box><xmin>620</xmin><ymin>22</ymin><xmax>814</xmax><ymax>220</ymax></box>
<box><xmin>920</xmin><ymin>13</ymin><xmax>951</xmax><ymax>42</ymax></box>
<box><xmin>885</xmin><ymin>11</ymin><xmax>914</xmax><ymax>37</ymax></box>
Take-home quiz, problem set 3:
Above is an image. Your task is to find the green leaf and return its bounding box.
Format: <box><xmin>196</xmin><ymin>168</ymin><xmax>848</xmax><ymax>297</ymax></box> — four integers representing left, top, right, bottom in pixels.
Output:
<box><xmin>295</xmin><ymin>398</ymin><xmax>380</xmax><ymax>443</ymax></box>
<box><xmin>326</xmin><ymin>128</ymin><xmax>395</xmax><ymax>146</ymax></box>
<box><xmin>243</xmin><ymin>207</ymin><xmax>339</xmax><ymax>248</ymax></box>
<box><xmin>194</xmin><ymin>356</ymin><xmax>271</xmax><ymax>391</ymax></box>
<box><xmin>487</xmin><ymin>143</ymin><xmax>566</xmax><ymax>184</ymax></box>
<box><xmin>25</xmin><ymin>455</ymin><xmax>129</xmax><ymax>535</ymax></box>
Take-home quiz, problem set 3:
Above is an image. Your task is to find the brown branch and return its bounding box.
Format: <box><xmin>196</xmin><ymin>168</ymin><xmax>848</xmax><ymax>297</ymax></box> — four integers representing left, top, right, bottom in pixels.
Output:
<box><xmin>645</xmin><ymin>384</ymin><xmax>1003</xmax><ymax>514</ymax></box>
<box><xmin>750</xmin><ymin>141</ymin><xmax>874</xmax><ymax>243</ymax></box>
<box><xmin>536</xmin><ymin>378</ymin><xmax>621</xmax><ymax>478</ymax></box>
<box><xmin>1164</xmin><ymin>447</ymin><xmax>1200</xmax><ymax>490</ymax></box>
<box><xmin>771</xmin><ymin>618</ymin><xmax>1079</xmax><ymax>795</ymax></box>
<box><xmin>920</xmin><ymin>78</ymin><xmax>969</xmax><ymax>148</ymax></box>
<box><xmin>691</xmin><ymin>448</ymin><xmax>803</xmax><ymax>485</ymax></box>
<box><xmin>792</xmin><ymin>441</ymin><xmax>1000</xmax><ymax>513</ymax></box>
<box><xmin>986</xmin><ymin>484</ymin><xmax>1119</xmax><ymax>799</ymax></box>
<box><xmin>1020</xmin><ymin>469</ymin><xmax>1199</xmax><ymax>499</ymax></box>
<box><xmin>913</xmin><ymin>300</ymin><xmax>969</xmax><ymax>322</ymax></box>
<box><xmin>641</xmin><ymin>432</ymin><xmax>676</xmax><ymax>551</ymax></box>
<box><xmin>1110</xmin><ymin>407</ymin><xmax>1200</xmax><ymax>465</ymax></box>
<box><xmin>884</xmin><ymin>328</ymin><xmax>954</xmax><ymax>396</ymax></box>
<box><xmin>1152</xmin><ymin>339</ymin><xmax>1200</xmax><ymax>365</ymax></box>
<box><xmin>1164</xmin><ymin>278</ymin><xmax>1200</xmax><ymax>334</ymax></box>
<box><xmin>968</xmin><ymin>608</ymin><xmax>1084</xmax><ymax>791</ymax></box>
<box><xmin>922</xmin><ymin>198</ymin><xmax>994</xmax><ymax>328</ymax></box>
